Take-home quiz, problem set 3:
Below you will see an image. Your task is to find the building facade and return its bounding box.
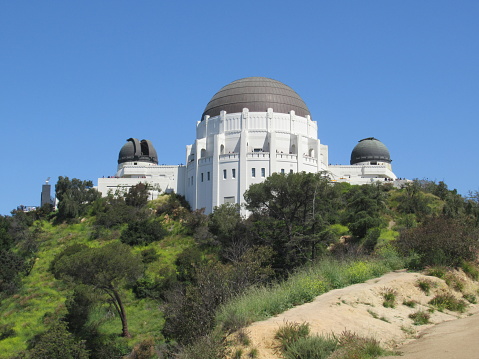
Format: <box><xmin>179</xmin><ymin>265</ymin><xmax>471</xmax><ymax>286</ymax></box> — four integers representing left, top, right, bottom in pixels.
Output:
<box><xmin>97</xmin><ymin>77</ymin><xmax>399</xmax><ymax>213</ymax></box>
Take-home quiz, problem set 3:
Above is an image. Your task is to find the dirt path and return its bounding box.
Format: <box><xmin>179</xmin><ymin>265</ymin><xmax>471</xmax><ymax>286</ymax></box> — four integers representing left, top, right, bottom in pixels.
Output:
<box><xmin>238</xmin><ymin>270</ymin><xmax>479</xmax><ymax>359</ymax></box>
<box><xmin>381</xmin><ymin>312</ymin><xmax>479</xmax><ymax>359</ymax></box>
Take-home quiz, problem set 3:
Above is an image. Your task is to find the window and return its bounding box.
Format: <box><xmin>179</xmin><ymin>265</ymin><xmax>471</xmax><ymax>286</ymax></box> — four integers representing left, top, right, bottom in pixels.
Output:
<box><xmin>224</xmin><ymin>196</ymin><xmax>235</xmax><ymax>204</ymax></box>
<box><xmin>281</xmin><ymin>169</ymin><xmax>285</xmax><ymax>174</ymax></box>
<box><xmin>252</xmin><ymin>168</ymin><xmax>256</xmax><ymax>177</ymax></box>
<box><xmin>223</xmin><ymin>169</ymin><xmax>227</xmax><ymax>179</ymax></box>
<box><xmin>201</xmin><ymin>173</ymin><xmax>204</xmax><ymax>182</ymax></box>
<box><xmin>261</xmin><ymin>168</ymin><xmax>265</xmax><ymax>177</ymax></box>
<box><xmin>207</xmin><ymin>172</ymin><xmax>210</xmax><ymax>181</ymax></box>
<box><xmin>290</xmin><ymin>169</ymin><xmax>293</xmax><ymax>174</ymax></box>
<box><xmin>232</xmin><ymin>169</ymin><xmax>236</xmax><ymax>179</ymax></box>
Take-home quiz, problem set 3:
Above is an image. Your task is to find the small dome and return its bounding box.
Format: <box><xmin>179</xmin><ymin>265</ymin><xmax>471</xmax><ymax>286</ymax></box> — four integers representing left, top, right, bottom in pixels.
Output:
<box><xmin>350</xmin><ymin>137</ymin><xmax>391</xmax><ymax>165</ymax></box>
<box><xmin>201</xmin><ymin>77</ymin><xmax>311</xmax><ymax>120</ymax></box>
<box><xmin>118</xmin><ymin>138</ymin><xmax>158</xmax><ymax>165</ymax></box>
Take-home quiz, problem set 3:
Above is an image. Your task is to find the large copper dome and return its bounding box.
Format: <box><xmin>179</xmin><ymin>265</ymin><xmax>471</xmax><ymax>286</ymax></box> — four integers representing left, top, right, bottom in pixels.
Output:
<box><xmin>201</xmin><ymin>77</ymin><xmax>311</xmax><ymax>120</ymax></box>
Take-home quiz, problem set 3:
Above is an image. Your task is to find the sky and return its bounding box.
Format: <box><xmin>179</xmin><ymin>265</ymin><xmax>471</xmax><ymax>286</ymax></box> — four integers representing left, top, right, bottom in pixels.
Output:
<box><xmin>1</xmin><ymin>1</ymin><xmax>478</xmax><ymax>215</ymax></box>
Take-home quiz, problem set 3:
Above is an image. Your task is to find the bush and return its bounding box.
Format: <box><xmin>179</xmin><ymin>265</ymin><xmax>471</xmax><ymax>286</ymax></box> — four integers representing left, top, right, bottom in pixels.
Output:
<box><xmin>381</xmin><ymin>287</ymin><xmax>397</xmax><ymax>308</ymax></box>
<box><xmin>27</xmin><ymin>321</ymin><xmax>89</xmax><ymax>359</ymax></box>
<box><xmin>461</xmin><ymin>261</ymin><xmax>479</xmax><ymax>280</ymax></box>
<box><xmin>396</xmin><ymin>217</ymin><xmax>479</xmax><ymax>268</ymax></box>
<box><xmin>409</xmin><ymin>311</ymin><xmax>430</xmax><ymax>325</ymax></box>
<box><xmin>417</xmin><ymin>279</ymin><xmax>435</xmax><ymax>295</ymax></box>
<box><xmin>274</xmin><ymin>322</ymin><xmax>310</xmax><ymax>351</ymax></box>
<box><xmin>282</xmin><ymin>335</ymin><xmax>338</xmax><ymax>359</ymax></box>
<box><xmin>329</xmin><ymin>331</ymin><xmax>392</xmax><ymax>359</ymax></box>
<box><xmin>429</xmin><ymin>293</ymin><xmax>467</xmax><ymax>313</ymax></box>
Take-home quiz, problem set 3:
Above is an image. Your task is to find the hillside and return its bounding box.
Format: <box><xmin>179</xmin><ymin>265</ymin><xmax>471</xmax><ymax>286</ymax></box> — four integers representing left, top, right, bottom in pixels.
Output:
<box><xmin>236</xmin><ymin>270</ymin><xmax>479</xmax><ymax>358</ymax></box>
<box><xmin>1</xmin><ymin>175</ymin><xmax>478</xmax><ymax>358</ymax></box>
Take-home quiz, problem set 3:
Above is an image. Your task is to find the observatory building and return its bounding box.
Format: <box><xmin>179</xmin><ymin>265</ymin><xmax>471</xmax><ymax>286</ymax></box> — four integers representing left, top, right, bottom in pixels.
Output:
<box><xmin>97</xmin><ymin>77</ymin><xmax>398</xmax><ymax>213</ymax></box>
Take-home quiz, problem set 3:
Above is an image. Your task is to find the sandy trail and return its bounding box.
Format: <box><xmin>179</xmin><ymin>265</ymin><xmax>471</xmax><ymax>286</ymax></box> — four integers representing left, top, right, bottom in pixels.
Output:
<box><xmin>238</xmin><ymin>270</ymin><xmax>479</xmax><ymax>359</ymax></box>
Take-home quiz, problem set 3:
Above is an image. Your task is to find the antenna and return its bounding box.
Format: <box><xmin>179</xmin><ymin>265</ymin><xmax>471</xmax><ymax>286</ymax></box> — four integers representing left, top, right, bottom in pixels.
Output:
<box><xmin>45</xmin><ymin>177</ymin><xmax>50</xmax><ymax>184</ymax></box>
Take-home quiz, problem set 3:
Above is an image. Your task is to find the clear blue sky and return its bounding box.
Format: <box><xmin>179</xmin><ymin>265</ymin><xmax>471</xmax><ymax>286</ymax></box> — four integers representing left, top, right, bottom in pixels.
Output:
<box><xmin>1</xmin><ymin>1</ymin><xmax>478</xmax><ymax>215</ymax></box>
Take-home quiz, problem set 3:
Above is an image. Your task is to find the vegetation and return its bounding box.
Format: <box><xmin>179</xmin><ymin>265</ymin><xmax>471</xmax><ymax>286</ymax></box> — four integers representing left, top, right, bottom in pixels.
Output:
<box><xmin>1</xmin><ymin>175</ymin><xmax>478</xmax><ymax>358</ymax></box>
<box><xmin>409</xmin><ymin>311</ymin><xmax>431</xmax><ymax>325</ymax></box>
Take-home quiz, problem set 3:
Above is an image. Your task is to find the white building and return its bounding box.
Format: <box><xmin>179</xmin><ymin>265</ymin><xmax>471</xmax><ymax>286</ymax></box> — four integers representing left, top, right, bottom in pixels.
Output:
<box><xmin>97</xmin><ymin>77</ymin><xmax>399</xmax><ymax>213</ymax></box>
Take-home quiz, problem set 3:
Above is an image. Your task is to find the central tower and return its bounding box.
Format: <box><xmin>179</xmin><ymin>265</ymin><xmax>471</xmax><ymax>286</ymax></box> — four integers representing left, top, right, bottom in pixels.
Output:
<box><xmin>185</xmin><ymin>77</ymin><xmax>328</xmax><ymax>214</ymax></box>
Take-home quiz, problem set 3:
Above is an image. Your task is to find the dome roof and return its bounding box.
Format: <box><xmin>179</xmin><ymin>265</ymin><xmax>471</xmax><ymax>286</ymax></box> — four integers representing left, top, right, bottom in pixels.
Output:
<box><xmin>350</xmin><ymin>137</ymin><xmax>391</xmax><ymax>165</ymax></box>
<box><xmin>201</xmin><ymin>77</ymin><xmax>311</xmax><ymax>120</ymax></box>
<box><xmin>118</xmin><ymin>138</ymin><xmax>158</xmax><ymax>165</ymax></box>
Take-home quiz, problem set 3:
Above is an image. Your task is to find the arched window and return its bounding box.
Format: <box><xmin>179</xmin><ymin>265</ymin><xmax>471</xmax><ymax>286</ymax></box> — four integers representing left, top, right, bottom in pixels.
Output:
<box><xmin>200</xmin><ymin>148</ymin><xmax>206</xmax><ymax>158</ymax></box>
<box><xmin>291</xmin><ymin>144</ymin><xmax>296</xmax><ymax>154</ymax></box>
<box><xmin>309</xmin><ymin>148</ymin><xmax>315</xmax><ymax>157</ymax></box>
<box><xmin>220</xmin><ymin>144</ymin><xmax>225</xmax><ymax>155</ymax></box>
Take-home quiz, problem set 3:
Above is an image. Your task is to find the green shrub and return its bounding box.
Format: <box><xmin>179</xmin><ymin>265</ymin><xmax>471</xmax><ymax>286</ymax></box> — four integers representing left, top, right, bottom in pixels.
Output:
<box><xmin>247</xmin><ymin>348</ymin><xmax>258</xmax><ymax>358</ymax></box>
<box><xmin>329</xmin><ymin>331</ymin><xmax>392</xmax><ymax>359</ymax></box>
<box><xmin>274</xmin><ymin>322</ymin><xmax>310</xmax><ymax>351</ymax></box>
<box><xmin>396</xmin><ymin>217</ymin><xmax>479</xmax><ymax>268</ymax></box>
<box><xmin>402</xmin><ymin>300</ymin><xmax>417</xmax><ymax>308</ymax></box>
<box><xmin>429</xmin><ymin>293</ymin><xmax>467</xmax><ymax>313</ymax></box>
<box><xmin>175</xmin><ymin>329</ymin><xmax>228</xmax><ymax>359</ymax></box>
<box><xmin>409</xmin><ymin>311</ymin><xmax>430</xmax><ymax>325</ymax></box>
<box><xmin>426</xmin><ymin>266</ymin><xmax>447</xmax><ymax>279</ymax></box>
<box><xmin>0</xmin><ymin>323</ymin><xmax>15</xmax><ymax>340</ymax></box>
<box><xmin>381</xmin><ymin>287</ymin><xmax>397</xmax><ymax>308</ymax></box>
<box><xmin>461</xmin><ymin>261</ymin><xmax>479</xmax><ymax>280</ymax></box>
<box><xmin>463</xmin><ymin>294</ymin><xmax>477</xmax><ymax>304</ymax></box>
<box><xmin>417</xmin><ymin>279</ymin><xmax>435</xmax><ymax>295</ymax></box>
<box><xmin>282</xmin><ymin>335</ymin><xmax>338</xmax><ymax>359</ymax></box>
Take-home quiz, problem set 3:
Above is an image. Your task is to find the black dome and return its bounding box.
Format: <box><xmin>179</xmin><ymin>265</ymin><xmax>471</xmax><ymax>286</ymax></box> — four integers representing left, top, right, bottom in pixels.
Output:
<box><xmin>118</xmin><ymin>138</ymin><xmax>158</xmax><ymax>165</ymax></box>
<box><xmin>350</xmin><ymin>137</ymin><xmax>391</xmax><ymax>165</ymax></box>
<box><xmin>201</xmin><ymin>77</ymin><xmax>311</xmax><ymax>120</ymax></box>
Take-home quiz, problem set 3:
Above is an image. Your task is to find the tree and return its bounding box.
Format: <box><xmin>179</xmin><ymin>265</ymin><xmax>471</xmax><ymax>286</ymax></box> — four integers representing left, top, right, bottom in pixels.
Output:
<box><xmin>55</xmin><ymin>176</ymin><xmax>101</xmax><ymax>221</ymax></box>
<box><xmin>244</xmin><ymin>172</ymin><xmax>341</xmax><ymax>272</ymax></box>
<box><xmin>52</xmin><ymin>242</ymin><xmax>144</xmax><ymax>337</ymax></box>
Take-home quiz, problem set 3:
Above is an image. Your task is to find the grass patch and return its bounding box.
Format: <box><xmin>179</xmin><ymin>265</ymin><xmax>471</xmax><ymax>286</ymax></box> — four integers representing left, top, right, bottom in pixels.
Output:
<box><xmin>463</xmin><ymin>294</ymin><xmax>477</xmax><ymax>304</ymax></box>
<box><xmin>216</xmin><ymin>255</ymin><xmax>406</xmax><ymax>330</ymax></box>
<box><xmin>409</xmin><ymin>310</ymin><xmax>430</xmax><ymax>325</ymax></box>
<box><xmin>381</xmin><ymin>287</ymin><xmax>397</xmax><ymax>308</ymax></box>
<box><xmin>461</xmin><ymin>261</ymin><xmax>479</xmax><ymax>280</ymax></box>
<box><xmin>429</xmin><ymin>293</ymin><xmax>467</xmax><ymax>313</ymax></box>
<box><xmin>426</xmin><ymin>266</ymin><xmax>447</xmax><ymax>279</ymax></box>
<box><xmin>417</xmin><ymin>279</ymin><xmax>435</xmax><ymax>295</ymax></box>
<box><xmin>403</xmin><ymin>300</ymin><xmax>417</xmax><ymax>308</ymax></box>
<box><xmin>330</xmin><ymin>331</ymin><xmax>396</xmax><ymax>359</ymax></box>
<box><xmin>274</xmin><ymin>322</ymin><xmax>310</xmax><ymax>352</ymax></box>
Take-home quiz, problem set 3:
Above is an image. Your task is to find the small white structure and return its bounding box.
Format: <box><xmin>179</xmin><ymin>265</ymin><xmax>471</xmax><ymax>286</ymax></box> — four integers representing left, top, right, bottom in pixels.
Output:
<box><xmin>97</xmin><ymin>77</ymin><xmax>401</xmax><ymax>213</ymax></box>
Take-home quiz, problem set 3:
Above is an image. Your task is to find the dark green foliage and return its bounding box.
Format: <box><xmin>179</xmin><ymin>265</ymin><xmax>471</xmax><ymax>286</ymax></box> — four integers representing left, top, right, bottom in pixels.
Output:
<box><xmin>52</xmin><ymin>242</ymin><xmax>144</xmax><ymax>337</ymax></box>
<box><xmin>124</xmin><ymin>183</ymin><xmax>150</xmax><ymax>208</ymax></box>
<box><xmin>417</xmin><ymin>279</ymin><xmax>434</xmax><ymax>295</ymax></box>
<box><xmin>245</xmin><ymin>172</ymin><xmax>342</xmax><ymax>273</ymax></box>
<box><xmin>120</xmin><ymin>218</ymin><xmax>167</xmax><ymax>245</ymax></box>
<box><xmin>64</xmin><ymin>285</ymin><xmax>98</xmax><ymax>336</ymax></box>
<box><xmin>0</xmin><ymin>249</ymin><xmax>25</xmax><ymax>298</ymax></box>
<box><xmin>28</xmin><ymin>321</ymin><xmax>89</xmax><ymax>359</ymax></box>
<box><xmin>140</xmin><ymin>248</ymin><xmax>159</xmax><ymax>264</ymax></box>
<box><xmin>55</xmin><ymin>176</ymin><xmax>100</xmax><ymax>221</ymax></box>
<box><xmin>0</xmin><ymin>323</ymin><xmax>15</xmax><ymax>340</ymax></box>
<box><xmin>163</xmin><ymin>247</ymin><xmax>273</xmax><ymax>343</ymax></box>
<box><xmin>343</xmin><ymin>184</ymin><xmax>386</xmax><ymax>239</ymax></box>
<box><xmin>395</xmin><ymin>181</ymin><xmax>434</xmax><ymax>218</ymax></box>
<box><xmin>396</xmin><ymin>216</ymin><xmax>479</xmax><ymax>268</ymax></box>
